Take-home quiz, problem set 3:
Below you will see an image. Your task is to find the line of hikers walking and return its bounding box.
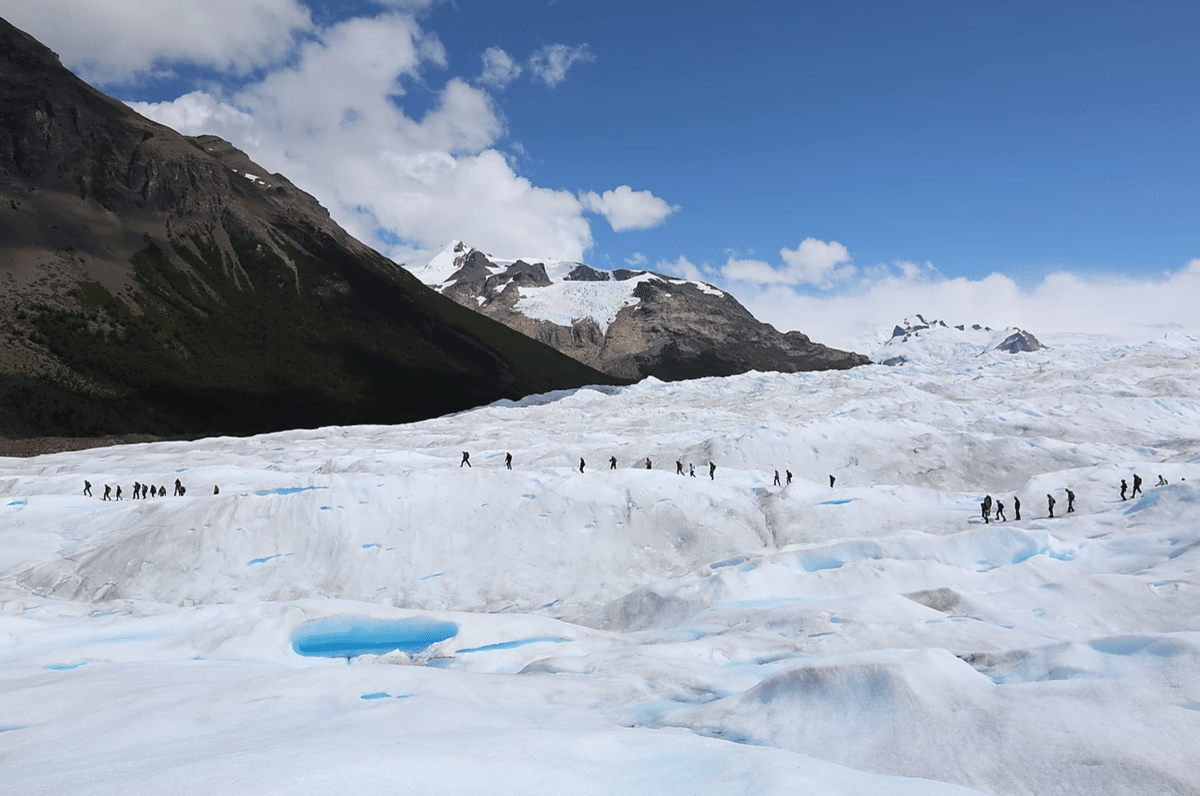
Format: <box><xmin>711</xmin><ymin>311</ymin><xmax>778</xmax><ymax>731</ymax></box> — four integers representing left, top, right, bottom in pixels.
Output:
<box><xmin>84</xmin><ymin>478</ymin><xmax>219</xmax><ymax>500</ymax></box>
<box><xmin>980</xmin><ymin>472</ymin><xmax>1176</xmax><ymax>523</ymax></box>
<box><xmin>463</xmin><ymin>451</ymin><xmax>840</xmax><ymax>487</ymax></box>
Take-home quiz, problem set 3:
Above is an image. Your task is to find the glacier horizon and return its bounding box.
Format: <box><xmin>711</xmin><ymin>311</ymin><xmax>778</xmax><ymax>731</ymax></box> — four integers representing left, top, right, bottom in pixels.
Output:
<box><xmin>3</xmin><ymin>330</ymin><xmax>1200</xmax><ymax>795</ymax></box>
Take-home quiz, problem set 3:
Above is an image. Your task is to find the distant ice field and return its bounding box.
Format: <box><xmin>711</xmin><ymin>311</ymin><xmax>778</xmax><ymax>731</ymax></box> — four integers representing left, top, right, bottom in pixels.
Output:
<box><xmin>2</xmin><ymin>333</ymin><xmax>1199</xmax><ymax>795</ymax></box>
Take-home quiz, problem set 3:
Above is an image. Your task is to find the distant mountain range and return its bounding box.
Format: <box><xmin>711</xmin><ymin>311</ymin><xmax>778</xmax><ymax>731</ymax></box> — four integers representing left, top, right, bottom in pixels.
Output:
<box><xmin>873</xmin><ymin>315</ymin><xmax>1044</xmax><ymax>365</ymax></box>
<box><xmin>407</xmin><ymin>242</ymin><xmax>870</xmax><ymax>381</ymax></box>
<box><xmin>0</xmin><ymin>17</ymin><xmax>617</xmax><ymax>439</ymax></box>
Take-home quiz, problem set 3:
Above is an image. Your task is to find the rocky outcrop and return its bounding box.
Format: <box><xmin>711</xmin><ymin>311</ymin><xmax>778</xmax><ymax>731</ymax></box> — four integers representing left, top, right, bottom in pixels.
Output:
<box><xmin>0</xmin><ymin>18</ymin><xmax>615</xmax><ymax>438</ymax></box>
<box><xmin>411</xmin><ymin>245</ymin><xmax>870</xmax><ymax>381</ymax></box>
<box><xmin>874</xmin><ymin>315</ymin><xmax>1044</xmax><ymax>365</ymax></box>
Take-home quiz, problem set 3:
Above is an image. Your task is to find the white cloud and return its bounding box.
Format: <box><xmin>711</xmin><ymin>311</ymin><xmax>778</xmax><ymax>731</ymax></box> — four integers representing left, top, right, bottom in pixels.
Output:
<box><xmin>736</xmin><ymin>259</ymin><xmax>1200</xmax><ymax>353</ymax></box>
<box><xmin>657</xmin><ymin>256</ymin><xmax>706</xmax><ymax>282</ymax></box>
<box><xmin>779</xmin><ymin>238</ymin><xmax>857</xmax><ymax>286</ymax></box>
<box><xmin>528</xmin><ymin>43</ymin><xmax>595</xmax><ymax>87</ymax></box>
<box><xmin>625</xmin><ymin>252</ymin><xmax>647</xmax><ymax>267</ymax></box>
<box><xmin>0</xmin><ymin>0</ymin><xmax>313</xmax><ymax>83</ymax></box>
<box><xmin>579</xmin><ymin>185</ymin><xmax>678</xmax><ymax>232</ymax></box>
<box><xmin>124</xmin><ymin>12</ymin><xmax>602</xmax><ymax>263</ymax></box>
<box><xmin>721</xmin><ymin>237</ymin><xmax>855</xmax><ymax>289</ymax></box>
<box><xmin>478</xmin><ymin>47</ymin><xmax>522</xmax><ymax>89</ymax></box>
<box><xmin>722</xmin><ymin>256</ymin><xmax>783</xmax><ymax>284</ymax></box>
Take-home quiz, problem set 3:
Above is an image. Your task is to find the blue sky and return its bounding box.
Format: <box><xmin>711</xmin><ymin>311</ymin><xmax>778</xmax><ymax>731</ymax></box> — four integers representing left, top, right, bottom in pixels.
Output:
<box><xmin>3</xmin><ymin>0</ymin><xmax>1198</xmax><ymax>346</ymax></box>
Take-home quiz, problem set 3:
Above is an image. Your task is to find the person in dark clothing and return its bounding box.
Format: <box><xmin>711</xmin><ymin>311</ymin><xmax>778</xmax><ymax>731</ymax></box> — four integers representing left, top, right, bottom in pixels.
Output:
<box><xmin>460</xmin><ymin>451</ymin><xmax>471</xmax><ymax>468</ymax></box>
<box><xmin>995</xmin><ymin>500</ymin><xmax>1006</xmax><ymax>521</ymax></box>
<box><xmin>505</xmin><ymin>452</ymin><xmax>512</xmax><ymax>470</ymax></box>
<box><xmin>179</xmin><ymin>485</ymin><xmax>186</xmax><ymax>496</ymax></box>
<box><xmin>1047</xmin><ymin>493</ymin><xmax>1056</xmax><ymax>518</ymax></box>
<box><xmin>645</xmin><ymin>457</ymin><xmax>652</xmax><ymax>470</ymax></box>
<box><xmin>829</xmin><ymin>474</ymin><xmax>836</xmax><ymax>488</ymax></box>
<box><xmin>1157</xmin><ymin>474</ymin><xmax>1168</xmax><ymax>486</ymax></box>
<box><xmin>773</xmin><ymin>470</ymin><xmax>781</xmax><ymax>486</ymax></box>
<box><xmin>213</xmin><ymin>486</ymin><xmax>220</xmax><ymax>495</ymax></box>
<box><xmin>786</xmin><ymin>470</ymin><xmax>792</xmax><ymax>485</ymax></box>
<box><xmin>115</xmin><ymin>485</ymin><xmax>123</xmax><ymax>500</ymax></box>
<box><xmin>579</xmin><ymin>458</ymin><xmax>585</xmax><ymax>474</ymax></box>
<box><xmin>1120</xmin><ymin>479</ymin><xmax>1128</xmax><ymax>500</ymax></box>
<box><xmin>1013</xmin><ymin>495</ymin><xmax>1021</xmax><ymax>521</ymax></box>
<box><xmin>709</xmin><ymin>462</ymin><xmax>716</xmax><ymax>480</ymax></box>
<box><xmin>1066</xmin><ymin>488</ymin><xmax>1075</xmax><ymax>513</ymax></box>
<box><xmin>676</xmin><ymin>460</ymin><xmax>684</xmax><ymax>475</ymax></box>
<box><xmin>158</xmin><ymin>485</ymin><xmax>165</xmax><ymax>497</ymax></box>
<box><xmin>174</xmin><ymin>478</ymin><xmax>183</xmax><ymax>497</ymax></box>
<box><xmin>1131</xmin><ymin>474</ymin><xmax>1142</xmax><ymax>497</ymax></box>
<box><xmin>102</xmin><ymin>484</ymin><xmax>111</xmax><ymax>501</ymax></box>
<box><xmin>84</xmin><ymin>480</ymin><xmax>92</xmax><ymax>497</ymax></box>
<box><xmin>609</xmin><ymin>456</ymin><xmax>617</xmax><ymax>470</ymax></box>
<box><xmin>982</xmin><ymin>495</ymin><xmax>992</xmax><ymax>524</ymax></box>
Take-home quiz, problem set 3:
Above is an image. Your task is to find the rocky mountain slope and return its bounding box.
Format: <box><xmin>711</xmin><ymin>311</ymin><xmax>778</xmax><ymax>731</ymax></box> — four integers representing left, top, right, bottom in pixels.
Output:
<box><xmin>407</xmin><ymin>243</ymin><xmax>869</xmax><ymax>381</ymax></box>
<box><xmin>0</xmin><ymin>17</ymin><xmax>617</xmax><ymax>439</ymax></box>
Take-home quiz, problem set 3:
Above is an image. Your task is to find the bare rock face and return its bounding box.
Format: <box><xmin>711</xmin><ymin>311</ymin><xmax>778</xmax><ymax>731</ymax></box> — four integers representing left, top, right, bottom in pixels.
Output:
<box><xmin>0</xmin><ymin>18</ymin><xmax>614</xmax><ymax>439</ymax></box>
<box><xmin>411</xmin><ymin>245</ymin><xmax>870</xmax><ymax>381</ymax></box>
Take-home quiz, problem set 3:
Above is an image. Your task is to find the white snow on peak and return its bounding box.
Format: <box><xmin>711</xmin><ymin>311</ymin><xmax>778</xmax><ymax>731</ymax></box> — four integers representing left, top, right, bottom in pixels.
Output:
<box><xmin>873</xmin><ymin>315</ymin><xmax>1038</xmax><ymax>364</ymax></box>
<box><xmin>406</xmin><ymin>242</ymin><xmax>725</xmax><ymax>333</ymax></box>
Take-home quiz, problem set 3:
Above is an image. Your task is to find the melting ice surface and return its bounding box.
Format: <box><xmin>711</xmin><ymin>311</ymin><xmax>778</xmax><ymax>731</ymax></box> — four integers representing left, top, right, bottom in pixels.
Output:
<box><xmin>4</xmin><ymin>332</ymin><xmax>1200</xmax><ymax>796</ymax></box>
<box><xmin>291</xmin><ymin>617</ymin><xmax>458</xmax><ymax>658</ymax></box>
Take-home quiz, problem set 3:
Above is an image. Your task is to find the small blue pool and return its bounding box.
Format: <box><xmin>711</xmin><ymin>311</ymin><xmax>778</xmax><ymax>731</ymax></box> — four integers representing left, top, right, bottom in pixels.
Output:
<box><xmin>291</xmin><ymin>616</ymin><xmax>458</xmax><ymax>658</ymax></box>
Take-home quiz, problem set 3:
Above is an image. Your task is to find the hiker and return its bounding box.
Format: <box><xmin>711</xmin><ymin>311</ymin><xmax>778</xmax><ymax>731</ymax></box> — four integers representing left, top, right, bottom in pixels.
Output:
<box><xmin>1120</xmin><ymin>479</ymin><xmax>1128</xmax><ymax>500</ymax></box>
<box><xmin>133</xmin><ymin>482</ymin><xmax>141</xmax><ymax>500</ymax></box>
<box><xmin>83</xmin><ymin>480</ymin><xmax>92</xmax><ymax>497</ymax></box>
<box><xmin>174</xmin><ymin>478</ymin><xmax>182</xmax><ymax>497</ymax></box>
<box><xmin>829</xmin><ymin>474</ymin><xmax>836</xmax><ymax>488</ymax></box>
<box><xmin>981</xmin><ymin>500</ymin><xmax>989</xmax><ymax>524</ymax></box>
<box><xmin>579</xmin><ymin>458</ymin><xmax>586</xmax><ymax>474</ymax></box>
<box><xmin>995</xmin><ymin>500</ymin><xmax>1007</xmax><ymax>521</ymax></box>
<box><xmin>1047</xmin><ymin>493</ymin><xmax>1056</xmax><ymax>518</ymax></box>
<box><xmin>1132</xmin><ymin>473</ymin><xmax>1143</xmax><ymax>497</ymax></box>
<box><xmin>609</xmin><ymin>456</ymin><xmax>617</xmax><ymax>470</ymax></box>
<box><xmin>1013</xmin><ymin>496</ymin><xmax>1021</xmax><ymax>521</ymax></box>
<box><xmin>158</xmin><ymin>485</ymin><xmax>166</xmax><ymax>497</ymax></box>
<box><xmin>689</xmin><ymin>463</ymin><xmax>696</xmax><ymax>477</ymax></box>
<box><xmin>505</xmin><ymin>452</ymin><xmax>512</xmax><ymax>470</ymax></box>
<box><xmin>786</xmin><ymin>470</ymin><xmax>792</xmax><ymax>485</ymax></box>
<box><xmin>460</xmin><ymin>451</ymin><xmax>471</xmax><ymax>468</ymax></box>
<box><xmin>709</xmin><ymin>462</ymin><xmax>716</xmax><ymax>481</ymax></box>
<box><xmin>115</xmin><ymin>485</ymin><xmax>123</xmax><ymax>501</ymax></box>
<box><xmin>1066</xmin><ymin>488</ymin><xmax>1075</xmax><ymax>513</ymax></box>
<box><xmin>676</xmin><ymin>460</ymin><xmax>684</xmax><ymax>475</ymax></box>
<box><xmin>102</xmin><ymin>484</ymin><xmax>111</xmax><ymax>501</ymax></box>
<box><xmin>213</xmin><ymin>486</ymin><xmax>219</xmax><ymax>495</ymax></box>
<box><xmin>773</xmin><ymin>470</ymin><xmax>781</xmax><ymax>486</ymax></box>
<box><xmin>179</xmin><ymin>485</ymin><xmax>186</xmax><ymax>496</ymax></box>
<box><xmin>645</xmin><ymin>457</ymin><xmax>652</xmax><ymax>470</ymax></box>
<box><xmin>983</xmin><ymin>495</ymin><xmax>993</xmax><ymax>524</ymax></box>
<box><xmin>1157</xmin><ymin>474</ymin><xmax>1168</xmax><ymax>486</ymax></box>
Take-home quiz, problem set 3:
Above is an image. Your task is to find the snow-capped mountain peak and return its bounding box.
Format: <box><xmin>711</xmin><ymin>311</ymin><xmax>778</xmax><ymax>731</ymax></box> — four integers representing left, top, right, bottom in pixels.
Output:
<box><xmin>874</xmin><ymin>314</ymin><xmax>1044</xmax><ymax>365</ymax></box>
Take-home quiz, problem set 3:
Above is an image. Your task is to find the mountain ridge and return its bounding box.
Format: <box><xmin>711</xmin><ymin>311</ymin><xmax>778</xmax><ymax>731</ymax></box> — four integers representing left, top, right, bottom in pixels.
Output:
<box><xmin>407</xmin><ymin>241</ymin><xmax>870</xmax><ymax>381</ymax></box>
<box><xmin>0</xmin><ymin>17</ymin><xmax>619</xmax><ymax>439</ymax></box>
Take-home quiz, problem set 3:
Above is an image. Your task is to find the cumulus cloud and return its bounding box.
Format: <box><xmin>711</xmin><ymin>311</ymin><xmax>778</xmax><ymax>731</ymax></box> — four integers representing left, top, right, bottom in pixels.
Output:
<box><xmin>123</xmin><ymin>12</ymin><xmax>611</xmax><ymax>263</ymax></box>
<box><xmin>0</xmin><ymin>0</ymin><xmax>313</xmax><ymax>83</ymax></box>
<box><xmin>625</xmin><ymin>252</ymin><xmax>647</xmax><ymax>267</ymax></box>
<box><xmin>737</xmin><ymin>258</ymin><xmax>1200</xmax><ymax>353</ymax></box>
<box><xmin>528</xmin><ymin>43</ymin><xmax>595</xmax><ymax>87</ymax></box>
<box><xmin>478</xmin><ymin>46</ymin><xmax>522</xmax><ymax>89</ymax></box>
<box><xmin>579</xmin><ymin>185</ymin><xmax>678</xmax><ymax>232</ymax></box>
<box><xmin>721</xmin><ymin>237</ymin><xmax>855</xmax><ymax>289</ymax></box>
<box><xmin>658</xmin><ymin>256</ymin><xmax>707</xmax><ymax>282</ymax></box>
